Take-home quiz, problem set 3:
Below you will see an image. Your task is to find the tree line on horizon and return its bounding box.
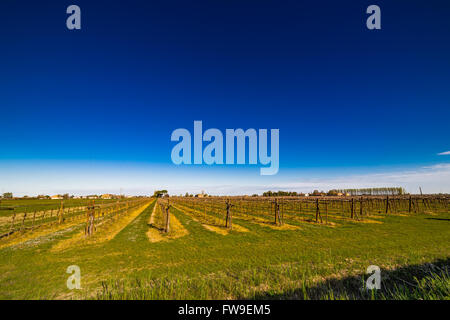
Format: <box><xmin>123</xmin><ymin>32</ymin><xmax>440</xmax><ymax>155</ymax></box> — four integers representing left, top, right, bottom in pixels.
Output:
<box><xmin>262</xmin><ymin>187</ymin><xmax>407</xmax><ymax>197</ymax></box>
<box><xmin>329</xmin><ymin>187</ymin><xmax>406</xmax><ymax>196</ymax></box>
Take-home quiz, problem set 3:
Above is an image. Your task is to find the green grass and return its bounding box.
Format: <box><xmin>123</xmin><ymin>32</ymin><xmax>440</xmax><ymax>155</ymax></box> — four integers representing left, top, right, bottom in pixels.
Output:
<box><xmin>0</xmin><ymin>200</ymin><xmax>449</xmax><ymax>300</ymax></box>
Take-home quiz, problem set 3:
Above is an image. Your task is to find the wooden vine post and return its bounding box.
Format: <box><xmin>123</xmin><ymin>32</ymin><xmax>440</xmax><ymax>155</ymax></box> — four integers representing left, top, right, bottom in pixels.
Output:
<box><xmin>21</xmin><ymin>212</ymin><xmax>27</xmax><ymax>232</ymax></box>
<box><xmin>273</xmin><ymin>199</ymin><xmax>282</xmax><ymax>225</ymax></box>
<box><xmin>350</xmin><ymin>198</ymin><xmax>354</xmax><ymax>219</ymax></box>
<box><xmin>385</xmin><ymin>195</ymin><xmax>390</xmax><ymax>214</ymax></box>
<box><xmin>315</xmin><ymin>198</ymin><xmax>322</xmax><ymax>223</ymax></box>
<box><xmin>164</xmin><ymin>200</ymin><xmax>172</xmax><ymax>233</ymax></box>
<box><xmin>85</xmin><ymin>200</ymin><xmax>96</xmax><ymax>237</ymax></box>
<box><xmin>225</xmin><ymin>200</ymin><xmax>234</xmax><ymax>229</ymax></box>
<box><xmin>58</xmin><ymin>201</ymin><xmax>64</xmax><ymax>224</ymax></box>
<box><xmin>360</xmin><ymin>197</ymin><xmax>363</xmax><ymax>219</ymax></box>
<box><xmin>274</xmin><ymin>199</ymin><xmax>278</xmax><ymax>225</ymax></box>
<box><xmin>8</xmin><ymin>213</ymin><xmax>16</xmax><ymax>237</ymax></box>
<box><xmin>408</xmin><ymin>196</ymin><xmax>412</xmax><ymax>213</ymax></box>
<box><xmin>32</xmin><ymin>211</ymin><xmax>36</xmax><ymax>230</ymax></box>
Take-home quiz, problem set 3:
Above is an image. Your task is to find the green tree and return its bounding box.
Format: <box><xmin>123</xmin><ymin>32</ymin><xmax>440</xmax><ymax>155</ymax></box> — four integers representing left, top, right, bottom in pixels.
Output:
<box><xmin>2</xmin><ymin>192</ymin><xmax>13</xmax><ymax>199</ymax></box>
<box><xmin>153</xmin><ymin>190</ymin><xmax>168</xmax><ymax>198</ymax></box>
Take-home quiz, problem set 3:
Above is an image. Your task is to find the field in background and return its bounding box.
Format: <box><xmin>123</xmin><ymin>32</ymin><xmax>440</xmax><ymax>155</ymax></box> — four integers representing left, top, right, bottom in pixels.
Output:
<box><xmin>0</xmin><ymin>198</ymin><xmax>117</xmax><ymax>217</ymax></box>
<box><xmin>0</xmin><ymin>196</ymin><xmax>449</xmax><ymax>300</ymax></box>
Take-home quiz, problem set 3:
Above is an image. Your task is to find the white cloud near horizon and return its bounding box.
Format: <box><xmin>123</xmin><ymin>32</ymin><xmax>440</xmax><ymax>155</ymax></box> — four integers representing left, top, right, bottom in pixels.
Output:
<box><xmin>0</xmin><ymin>161</ymin><xmax>449</xmax><ymax>196</ymax></box>
<box><xmin>257</xmin><ymin>163</ymin><xmax>450</xmax><ymax>195</ymax></box>
<box><xmin>438</xmin><ymin>151</ymin><xmax>450</xmax><ymax>155</ymax></box>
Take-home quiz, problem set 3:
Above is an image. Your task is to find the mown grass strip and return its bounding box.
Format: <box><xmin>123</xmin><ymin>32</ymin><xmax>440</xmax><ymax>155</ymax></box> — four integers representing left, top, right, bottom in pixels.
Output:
<box><xmin>51</xmin><ymin>201</ymin><xmax>152</xmax><ymax>252</ymax></box>
<box><xmin>172</xmin><ymin>203</ymin><xmax>249</xmax><ymax>234</ymax></box>
<box><xmin>147</xmin><ymin>202</ymin><xmax>189</xmax><ymax>242</ymax></box>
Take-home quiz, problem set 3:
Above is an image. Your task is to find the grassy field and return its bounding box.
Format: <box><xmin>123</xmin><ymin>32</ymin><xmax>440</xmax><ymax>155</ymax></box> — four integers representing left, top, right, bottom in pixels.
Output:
<box><xmin>0</xmin><ymin>198</ymin><xmax>449</xmax><ymax>300</ymax></box>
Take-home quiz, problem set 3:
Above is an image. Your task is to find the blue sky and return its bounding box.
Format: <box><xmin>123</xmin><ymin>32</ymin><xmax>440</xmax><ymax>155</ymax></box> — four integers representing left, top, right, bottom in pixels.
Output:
<box><xmin>0</xmin><ymin>1</ymin><xmax>449</xmax><ymax>195</ymax></box>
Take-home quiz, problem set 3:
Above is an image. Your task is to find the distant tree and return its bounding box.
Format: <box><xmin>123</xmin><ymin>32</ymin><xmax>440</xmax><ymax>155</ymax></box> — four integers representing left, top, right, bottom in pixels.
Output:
<box><xmin>63</xmin><ymin>193</ymin><xmax>70</xmax><ymax>199</ymax></box>
<box><xmin>2</xmin><ymin>192</ymin><xmax>13</xmax><ymax>199</ymax></box>
<box><xmin>327</xmin><ymin>190</ymin><xmax>338</xmax><ymax>196</ymax></box>
<box><xmin>263</xmin><ymin>190</ymin><xmax>302</xmax><ymax>197</ymax></box>
<box><xmin>153</xmin><ymin>190</ymin><xmax>168</xmax><ymax>198</ymax></box>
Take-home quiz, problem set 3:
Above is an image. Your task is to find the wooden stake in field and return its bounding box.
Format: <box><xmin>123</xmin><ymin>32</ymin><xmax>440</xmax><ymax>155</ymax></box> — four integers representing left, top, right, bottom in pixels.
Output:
<box><xmin>315</xmin><ymin>199</ymin><xmax>322</xmax><ymax>223</ymax></box>
<box><xmin>164</xmin><ymin>200</ymin><xmax>172</xmax><ymax>233</ymax></box>
<box><xmin>58</xmin><ymin>201</ymin><xmax>64</xmax><ymax>224</ymax></box>
<box><xmin>359</xmin><ymin>197</ymin><xmax>363</xmax><ymax>220</ymax></box>
<box><xmin>385</xmin><ymin>195</ymin><xmax>390</xmax><ymax>214</ymax></box>
<box><xmin>351</xmin><ymin>198</ymin><xmax>354</xmax><ymax>219</ymax></box>
<box><xmin>408</xmin><ymin>196</ymin><xmax>412</xmax><ymax>213</ymax></box>
<box><xmin>273</xmin><ymin>199</ymin><xmax>283</xmax><ymax>225</ymax></box>
<box><xmin>21</xmin><ymin>212</ymin><xmax>27</xmax><ymax>232</ymax></box>
<box><xmin>9</xmin><ymin>212</ymin><xmax>16</xmax><ymax>237</ymax></box>
<box><xmin>32</xmin><ymin>211</ymin><xmax>36</xmax><ymax>230</ymax></box>
<box><xmin>225</xmin><ymin>200</ymin><xmax>233</xmax><ymax>229</ymax></box>
<box><xmin>85</xmin><ymin>200</ymin><xmax>96</xmax><ymax>237</ymax></box>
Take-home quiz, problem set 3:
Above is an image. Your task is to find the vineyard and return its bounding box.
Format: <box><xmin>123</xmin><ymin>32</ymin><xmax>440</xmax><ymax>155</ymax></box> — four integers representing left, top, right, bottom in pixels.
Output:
<box><xmin>0</xmin><ymin>195</ymin><xmax>449</xmax><ymax>299</ymax></box>
<box><xmin>0</xmin><ymin>198</ymin><xmax>149</xmax><ymax>249</ymax></box>
<box><xmin>166</xmin><ymin>195</ymin><xmax>449</xmax><ymax>231</ymax></box>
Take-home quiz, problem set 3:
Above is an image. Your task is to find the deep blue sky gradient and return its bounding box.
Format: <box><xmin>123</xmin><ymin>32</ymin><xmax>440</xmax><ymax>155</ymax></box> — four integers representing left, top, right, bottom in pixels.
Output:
<box><xmin>0</xmin><ymin>1</ymin><xmax>449</xmax><ymax>194</ymax></box>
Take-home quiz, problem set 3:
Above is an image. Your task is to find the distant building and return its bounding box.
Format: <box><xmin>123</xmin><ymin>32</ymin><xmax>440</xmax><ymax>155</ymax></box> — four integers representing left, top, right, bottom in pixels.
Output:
<box><xmin>304</xmin><ymin>193</ymin><xmax>309</xmax><ymax>197</ymax></box>
<box><xmin>195</xmin><ymin>190</ymin><xmax>207</xmax><ymax>198</ymax></box>
<box><xmin>51</xmin><ymin>195</ymin><xmax>63</xmax><ymax>200</ymax></box>
<box><xmin>101</xmin><ymin>194</ymin><xmax>114</xmax><ymax>199</ymax></box>
<box><xmin>196</xmin><ymin>192</ymin><xmax>208</xmax><ymax>198</ymax></box>
<box><xmin>337</xmin><ymin>192</ymin><xmax>344</xmax><ymax>196</ymax></box>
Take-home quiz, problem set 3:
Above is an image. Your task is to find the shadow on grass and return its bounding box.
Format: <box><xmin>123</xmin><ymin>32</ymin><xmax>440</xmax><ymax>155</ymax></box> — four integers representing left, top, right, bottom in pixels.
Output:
<box><xmin>250</xmin><ymin>258</ymin><xmax>450</xmax><ymax>300</ymax></box>
<box><xmin>147</xmin><ymin>223</ymin><xmax>165</xmax><ymax>232</ymax></box>
<box><xmin>425</xmin><ymin>218</ymin><xmax>450</xmax><ymax>222</ymax></box>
